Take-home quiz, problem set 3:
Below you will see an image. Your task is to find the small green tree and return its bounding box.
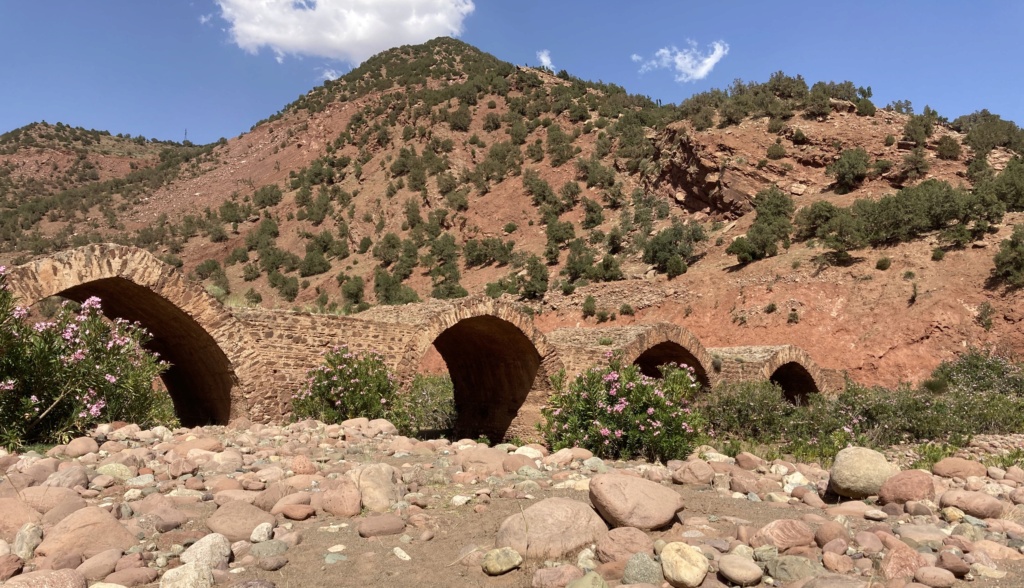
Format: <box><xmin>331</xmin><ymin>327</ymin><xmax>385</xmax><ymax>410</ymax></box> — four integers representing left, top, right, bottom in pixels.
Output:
<box><xmin>582</xmin><ymin>295</ymin><xmax>597</xmax><ymax>318</ymax></box>
<box><xmin>936</xmin><ymin>136</ymin><xmax>962</xmax><ymax>161</ymax></box>
<box><xmin>827</xmin><ymin>148</ymin><xmax>871</xmax><ymax>193</ymax></box>
<box><xmin>993</xmin><ymin>225</ymin><xmax>1024</xmax><ymax>287</ymax></box>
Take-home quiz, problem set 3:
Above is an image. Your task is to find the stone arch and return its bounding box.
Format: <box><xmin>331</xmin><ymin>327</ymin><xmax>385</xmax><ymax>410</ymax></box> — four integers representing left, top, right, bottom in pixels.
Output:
<box><xmin>6</xmin><ymin>244</ymin><xmax>252</xmax><ymax>425</ymax></box>
<box><xmin>546</xmin><ymin>323</ymin><xmax>714</xmax><ymax>388</ymax></box>
<box><xmin>388</xmin><ymin>297</ymin><xmax>564</xmax><ymax>442</ymax></box>
<box><xmin>708</xmin><ymin>345</ymin><xmax>826</xmax><ymax>403</ymax></box>
<box><xmin>617</xmin><ymin>323</ymin><xmax>714</xmax><ymax>387</ymax></box>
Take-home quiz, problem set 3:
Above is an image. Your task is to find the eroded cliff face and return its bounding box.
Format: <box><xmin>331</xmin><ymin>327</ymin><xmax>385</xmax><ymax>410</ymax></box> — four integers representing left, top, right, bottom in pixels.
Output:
<box><xmin>644</xmin><ymin>122</ymin><xmax>761</xmax><ymax>218</ymax></box>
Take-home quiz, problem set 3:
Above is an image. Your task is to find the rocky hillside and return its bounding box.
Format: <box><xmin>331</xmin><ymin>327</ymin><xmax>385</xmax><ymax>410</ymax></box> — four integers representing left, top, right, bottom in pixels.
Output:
<box><xmin>2</xmin><ymin>37</ymin><xmax>1023</xmax><ymax>389</ymax></box>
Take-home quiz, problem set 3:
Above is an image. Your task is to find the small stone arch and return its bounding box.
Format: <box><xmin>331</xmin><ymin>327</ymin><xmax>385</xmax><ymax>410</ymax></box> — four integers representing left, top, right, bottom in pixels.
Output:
<box><xmin>6</xmin><ymin>244</ymin><xmax>253</xmax><ymax>425</ymax></box>
<box><xmin>617</xmin><ymin>323</ymin><xmax>714</xmax><ymax>387</ymax></box>
<box><xmin>386</xmin><ymin>297</ymin><xmax>563</xmax><ymax>442</ymax></box>
<box><xmin>708</xmin><ymin>345</ymin><xmax>826</xmax><ymax>403</ymax></box>
<box><xmin>546</xmin><ymin>323</ymin><xmax>715</xmax><ymax>388</ymax></box>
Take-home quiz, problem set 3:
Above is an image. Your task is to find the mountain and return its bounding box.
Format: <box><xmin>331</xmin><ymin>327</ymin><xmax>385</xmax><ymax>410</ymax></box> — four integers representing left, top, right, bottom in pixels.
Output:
<box><xmin>2</xmin><ymin>36</ymin><xmax>1023</xmax><ymax>389</ymax></box>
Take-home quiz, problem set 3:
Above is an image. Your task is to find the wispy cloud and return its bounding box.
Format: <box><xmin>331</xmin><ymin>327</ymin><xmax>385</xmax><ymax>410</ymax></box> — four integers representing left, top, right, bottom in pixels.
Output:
<box><xmin>198</xmin><ymin>13</ymin><xmax>213</xmax><ymax>25</ymax></box>
<box><xmin>636</xmin><ymin>40</ymin><xmax>729</xmax><ymax>82</ymax></box>
<box><xmin>213</xmin><ymin>0</ymin><xmax>475</xmax><ymax>64</ymax></box>
<box><xmin>319</xmin><ymin>67</ymin><xmax>344</xmax><ymax>81</ymax></box>
<box><xmin>536</xmin><ymin>49</ymin><xmax>554</xmax><ymax>71</ymax></box>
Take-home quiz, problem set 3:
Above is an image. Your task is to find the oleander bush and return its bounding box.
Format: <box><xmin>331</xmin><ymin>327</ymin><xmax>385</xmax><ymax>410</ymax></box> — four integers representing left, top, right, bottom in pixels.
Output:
<box><xmin>0</xmin><ymin>268</ymin><xmax>172</xmax><ymax>449</ymax></box>
<box><xmin>541</xmin><ymin>359</ymin><xmax>706</xmax><ymax>462</ymax></box>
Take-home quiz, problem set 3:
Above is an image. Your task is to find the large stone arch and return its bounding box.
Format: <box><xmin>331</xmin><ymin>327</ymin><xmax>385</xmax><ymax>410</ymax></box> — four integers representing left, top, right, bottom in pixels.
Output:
<box><xmin>363</xmin><ymin>297</ymin><xmax>563</xmax><ymax>441</ymax></box>
<box><xmin>6</xmin><ymin>244</ymin><xmax>254</xmax><ymax>425</ymax></box>
<box><xmin>707</xmin><ymin>345</ymin><xmax>827</xmax><ymax>403</ymax></box>
<box><xmin>547</xmin><ymin>323</ymin><xmax>715</xmax><ymax>388</ymax></box>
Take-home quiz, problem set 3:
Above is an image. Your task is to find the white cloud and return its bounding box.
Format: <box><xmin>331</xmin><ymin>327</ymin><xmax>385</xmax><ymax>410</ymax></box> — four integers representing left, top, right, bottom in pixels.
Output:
<box><xmin>536</xmin><ymin>49</ymin><xmax>554</xmax><ymax>71</ymax></box>
<box><xmin>214</xmin><ymin>0</ymin><xmax>475</xmax><ymax>64</ymax></box>
<box><xmin>199</xmin><ymin>13</ymin><xmax>213</xmax><ymax>25</ymax></box>
<box><xmin>636</xmin><ymin>40</ymin><xmax>729</xmax><ymax>82</ymax></box>
<box><xmin>630</xmin><ymin>53</ymin><xmax>642</xmax><ymax>63</ymax></box>
<box><xmin>319</xmin><ymin>67</ymin><xmax>344</xmax><ymax>81</ymax></box>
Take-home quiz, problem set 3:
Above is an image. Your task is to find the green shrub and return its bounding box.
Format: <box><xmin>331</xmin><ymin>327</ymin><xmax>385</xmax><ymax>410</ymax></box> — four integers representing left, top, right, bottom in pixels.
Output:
<box><xmin>856</xmin><ymin>98</ymin><xmax>876</xmax><ymax>117</ymax></box>
<box><xmin>582</xmin><ymin>295</ymin><xmax>597</xmax><ymax>318</ymax></box>
<box><xmin>827</xmin><ymin>148</ymin><xmax>871</xmax><ymax>193</ymax></box>
<box><xmin>541</xmin><ymin>361</ymin><xmax>706</xmax><ymax>461</ymax></box>
<box><xmin>993</xmin><ymin>225</ymin><xmax>1024</xmax><ymax>287</ymax></box>
<box><xmin>876</xmin><ymin>257</ymin><xmax>892</xmax><ymax>270</ymax></box>
<box><xmin>766</xmin><ymin>140</ymin><xmax>786</xmax><ymax>160</ymax></box>
<box><xmin>0</xmin><ymin>275</ymin><xmax>172</xmax><ymax>449</ymax></box>
<box><xmin>900</xmin><ymin>147</ymin><xmax>931</xmax><ymax>182</ymax></box>
<box><xmin>936</xmin><ymin>136</ymin><xmax>962</xmax><ymax>161</ymax></box>
<box><xmin>764</xmin><ymin>302</ymin><xmax>777</xmax><ymax>313</ymax></box>
<box><xmin>787</xmin><ymin>310</ymin><xmax>799</xmax><ymax>324</ymax></box>
<box><xmin>885</xmin><ymin>134</ymin><xmax>896</xmax><ymax>147</ymax></box>
<box><xmin>503</xmin><ymin>222</ymin><xmax>518</xmax><ymax>234</ymax></box>
<box><xmin>619</xmin><ymin>303</ymin><xmax>635</xmax><ymax>316</ymax></box>
<box><xmin>931</xmin><ymin>248</ymin><xmax>945</xmax><ymax>261</ymax></box>
<box><xmin>727</xmin><ymin>186</ymin><xmax>794</xmax><ymax>263</ymax></box>
<box><xmin>252</xmin><ymin>184</ymin><xmax>283</xmax><ymax>208</ymax></box>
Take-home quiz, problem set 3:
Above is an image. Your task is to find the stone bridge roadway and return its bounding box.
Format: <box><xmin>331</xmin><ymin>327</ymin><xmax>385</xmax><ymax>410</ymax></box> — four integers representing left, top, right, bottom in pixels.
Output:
<box><xmin>7</xmin><ymin>245</ymin><xmax>844</xmax><ymax>441</ymax></box>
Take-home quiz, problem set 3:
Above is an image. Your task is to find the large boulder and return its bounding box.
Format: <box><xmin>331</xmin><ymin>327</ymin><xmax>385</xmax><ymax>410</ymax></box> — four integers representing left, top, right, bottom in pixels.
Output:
<box><xmin>495</xmin><ymin>497</ymin><xmax>607</xmax><ymax>559</ymax></box>
<box><xmin>36</xmin><ymin>507</ymin><xmax>136</xmax><ymax>559</ymax></box>
<box><xmin>827</xmin><ymin>447</ymin><xmax>896</xmax><ymax>499</ymax></box>
<box><xmin>205</xmin><ymin>500</ymin><xmax>276</xmax><ymax>543</ymax></box>
<box><xmin>588</xmin><ymin>474</ymin><xmax>684</xmax><ymax>530</ymax></box>
<box><xmin>3</xmin><ymin>568</ymin><xmax>87</xmax><ymax>587</ymax></box>
<box><xmin>932</xmin><ymin>457</ymin><xmax>986</xmax><ymax>479</ymax></box>
<box><xmin>939</xmin><ymin>490</ymin><xmax>1006</xmax><ymax>519</ymax></box>
<box><xmin>348</xmin><ymin>463</ymin><xmax>403</xmax><ymax>512</ymax></box>
<box><xmin>878</xmin><ymin>469</ymin><xmax>935</xmax><ymax>505</ymax></box>
<box><xmin>0</xmin><ymin>499</ymin><xmax>41</xmax><ymax>543</ymax></box>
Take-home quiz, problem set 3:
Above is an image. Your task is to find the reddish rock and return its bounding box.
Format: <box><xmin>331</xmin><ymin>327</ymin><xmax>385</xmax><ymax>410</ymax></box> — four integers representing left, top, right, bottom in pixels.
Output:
<box><xmin>735</xmin><ymin>452</ymin><xmax>765</xmax><ymax>471</ymax></box>
<box><xmin>881</xmin><ymin>546</ymin><xmax>926</xmax><ymax>580</ymax></box>
<box><xmin>75</xmin><ymin>548</ymin><xmax>122</xmax><ymax>581</ymax></box>
<box><xmin>2</xmin><ymin>568</ymin><xmax>87</xmax><ymax>587</ymax></box>
<box><xmin>879</xmin><ymin>470</ymin><xmax>936</xmax><ymax>505</ymax></box>
<box><xmin>823</xmin><ymin>551</ymin><xmax>853</xmax><ymax>573</ymax></box>
<box><xmin>205</xmin><ymin>500</ymin><xmax>277</xmax><ymax>543</ymax></box>
<box><xmin>103</xmin><ymin>566</ymin><xmax>159</xmax><ymax>586</ymax></box>
<box><xmin>459</xmin><ymin>447</ymin><xmax>507</xmax><ymax>476</ymax></box>
<box><xmin>0</xmin><ymin>554</ymin><xmax>24</xmax><ymax>581</ymax></box>
<box><xmin>939</xmin><ymin>490</ymin><xmax>1005</xmax><ymax>519</ymax></box>
<box><xmin>45</xmin><ymin>551</ymin><xmax>82</xmax><ymax>570</ymax></box>
<box><xmin>64</xmin><ymin>437</ymin><xmax>98</xmax><ymax>458</ymax></box>
<box><xmin>673</xmin><ymin>461</ymin><xmax>714</xmax><ymax>485</ymax></box>
<box><xmin>321</xmin><ymin>478</ymin><xmax>361</xmax><ymax>518</ymax></box>
<box><xmin>814</xmin><ymin>521</ymin><xmax>849</xmax><ymax>547</ymax></box>
<box><xmin>589</xmin><ymin>474</ymin><xmax>684</xmax><ymax>530</ymax></box>
<box><xmin>915</xmin><ymin>566</ymin><xmax>955</xmax><ymax>588</ymax></box>
<box><xmin>0</xmin><ymin>498</ymin><xmax>42</xmax><ymax>543</ymax></box>
<box><xmin>280</xmin><ymin>504</ymin><xmax>316</xmax><ymax>520</ymax></box>
<box><xmin>19</xmin><ymin>487</ymin><xmax>86</xmax><ymax>515</ymax></box>
<box><xmin>595</xmin><ymin>527</ymin><xmax>654</xmax><ymax>563</ymax></box>
<box><xmin>290</xmin><ymin>455</ymin><xmax>317</xmax><ymax>475</ymax></box>
<box><xmin>935</xmin><ymin>551</ymin><xmax>970</xmax><ymax>577</ymax></box>
<box><xmin>496</xmin><ymin>497</ymin><xmax>608</xmax><ymax>559</ymax></box>
<box><xmin>36</xmin><ymin>507</ymin><xmax>135</xmax><ymax>559</ymax></box>
<box><xmin>932</xmin><ymin>457</ymin><xmax>987</xmax><ymax>479</ymax></box>
<box><xmin>357</xmin><ymin>514</ymin><xmax>406</xmax><ymax>538</ymax></box>
<box><xmin>531</xmin><ymin>564</ymin><xmax>584</xmax><ymax>588</ymax></box>
<box><xmin>750</xmin><ymin>519</ymin><xmax>815</xmax><ymax>550</ymax></box>
<box><xmin>502</xmin><ymin>454</ymin><xmax>537</xmax><ymax>473</ymax></box>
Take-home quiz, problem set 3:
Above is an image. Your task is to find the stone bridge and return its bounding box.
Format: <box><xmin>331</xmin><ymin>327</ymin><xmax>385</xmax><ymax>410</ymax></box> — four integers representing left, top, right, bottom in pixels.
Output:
<box><xmin>6</xmin><ymin>245</ymin><xmax>841</xmax><ymax>440</ymax></box>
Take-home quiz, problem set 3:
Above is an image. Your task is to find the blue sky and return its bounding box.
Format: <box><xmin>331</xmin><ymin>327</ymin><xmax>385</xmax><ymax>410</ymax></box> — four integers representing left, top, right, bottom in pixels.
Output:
<box><xmin>2</xmin><ymin>1</ymin><xmax>1021</xmax><ymax>145</ymax></box>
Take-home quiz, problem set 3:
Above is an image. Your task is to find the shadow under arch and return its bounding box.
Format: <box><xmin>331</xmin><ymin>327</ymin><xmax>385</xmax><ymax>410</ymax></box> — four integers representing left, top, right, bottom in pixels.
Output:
<box><xmin>7</xmin><ymin>245</ymin><xmax>247</xmax><ymax>426</ymax></box>
<box><xmin>707</xmin><ymin>344</ymin><xmax>827</xmax><ymax>405</ymax></box>
<box><xmin>633</xmin><ymin>341</ymin><xmax>711</xmax><ymax>387</ymax></box>
<box><xmin>769</xmin><ymin>361</ymin><xmax>820</xmax><ymax>405</ymax></box>
<box><xmin>382</xmin><ymin>297</ymin><xmax>563</xmax><ymax>442</ymax></box>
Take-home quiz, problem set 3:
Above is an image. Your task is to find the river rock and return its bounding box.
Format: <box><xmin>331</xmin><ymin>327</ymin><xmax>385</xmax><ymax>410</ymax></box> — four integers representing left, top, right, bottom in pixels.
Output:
<box><xmin>828</xmin><ymin>446</ymin><xmax>896</xmax><ymax>498</ymax></box>
<box><xmin>495</xmin><ymin>497</ymin><xmax>608</xmax><ymax>559</ymax></box>
<box><xmin>588</xmin><ymin>473</ymin><xmax>683</xmax><ymax>530</ymax></box>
